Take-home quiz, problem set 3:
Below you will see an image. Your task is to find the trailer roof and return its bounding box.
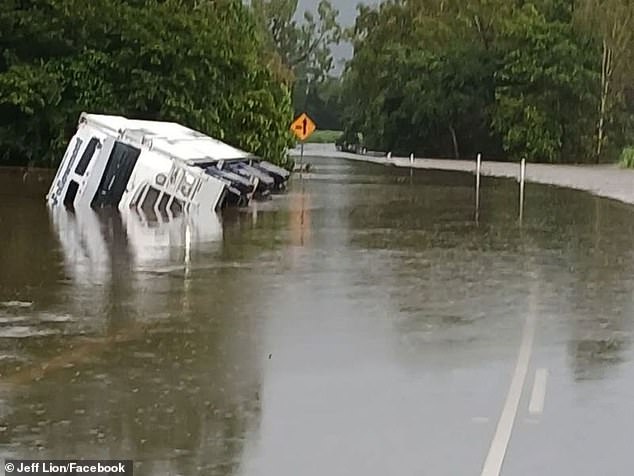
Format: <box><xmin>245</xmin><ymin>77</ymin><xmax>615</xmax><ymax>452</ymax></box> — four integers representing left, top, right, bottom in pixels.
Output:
<box><xmin>80</xmin><ymin>113</ymin><xmax>253</xmax><ymax>161</ymax></box>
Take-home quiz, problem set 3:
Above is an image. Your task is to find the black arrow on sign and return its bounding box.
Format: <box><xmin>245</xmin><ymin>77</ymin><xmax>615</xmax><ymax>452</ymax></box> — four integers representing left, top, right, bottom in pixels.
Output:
<box><xmin>303</xmin><ymin>117</ymin><xmax>308</xmax><ymax>136</ymax></box>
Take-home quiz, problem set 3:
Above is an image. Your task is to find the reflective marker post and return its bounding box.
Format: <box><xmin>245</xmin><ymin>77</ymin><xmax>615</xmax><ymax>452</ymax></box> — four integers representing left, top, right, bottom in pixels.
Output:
<box><xmin>475</xmin><ymin>153</ymin><xmax>482</xmax><ymax>222</ymax></box>
<box><xmin>519</xmin><ymin>158</ymin><xmax>526</xmax><ymax>222</ymax></box>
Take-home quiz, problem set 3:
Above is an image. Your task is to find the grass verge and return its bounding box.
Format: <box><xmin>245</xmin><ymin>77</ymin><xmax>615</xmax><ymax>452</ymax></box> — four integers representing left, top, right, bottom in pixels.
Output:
<box><xmin>304</xmin><ymin>130</ymin><xmax>342</xmax><ymax>144</ymax></box>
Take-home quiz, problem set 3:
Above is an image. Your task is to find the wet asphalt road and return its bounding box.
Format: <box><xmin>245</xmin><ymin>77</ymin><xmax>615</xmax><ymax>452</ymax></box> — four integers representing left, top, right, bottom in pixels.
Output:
<box><xmin>0</xmin><ymin>158</ymin><xmax>633</xmax><ymax>475</ymax></box>
<box><xmin>293</xmin><ymin>143</ymin><xmax>634</xmax><ymax>205</ymax></box>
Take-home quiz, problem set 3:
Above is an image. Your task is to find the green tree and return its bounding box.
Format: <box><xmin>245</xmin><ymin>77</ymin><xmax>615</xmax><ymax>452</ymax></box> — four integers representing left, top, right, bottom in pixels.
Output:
<box><xmin>251</xmin><ymin>0</ymin><xmax>342</xmax><ymax>84</ymax></box>
<box><xmin>575</xmin><ymin>0</ymin><xmax>634</xmax><ymax>162</ymax></box>
<box><xmin>491</xmin><ymin>4</ymin><xmax>599</xmax><ymax>162</ymax></box>
<box><xmin>341</xmin><ymin>0</ymin><xmax>628</xmax><ymax>164</ymax></box>
<box><xmin>293</xmin><ymin>76</ymin><xmax>343</xmax><ymax>130</ymax></box>
<box><xmin>0</xmin><ymin>0</ymin><xmax>294</xmax><ymax>167</ymax></box>
<box><xmin>342</xmin><ymin>0</ymin><xmax>500</xmax><ymax>157</ymax></box>
<box><xmin>251</xmin><ymin>0</ymin><xmax>342</xmax><ymax>131</ymax></box>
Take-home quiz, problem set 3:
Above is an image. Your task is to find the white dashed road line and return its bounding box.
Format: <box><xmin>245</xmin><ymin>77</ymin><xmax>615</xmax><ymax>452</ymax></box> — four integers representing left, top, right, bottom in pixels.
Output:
<box><xmin>528</xmin><ymin>368</ymin><xmax>549</xmax><ymax>416</ymax></box>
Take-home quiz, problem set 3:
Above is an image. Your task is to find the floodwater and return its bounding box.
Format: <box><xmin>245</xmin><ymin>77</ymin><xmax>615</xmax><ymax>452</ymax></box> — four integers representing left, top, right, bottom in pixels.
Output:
<box><xmin>1</xmin><ymin>158</ymin><xmax>634</xmax><ymax>475</ymax></box>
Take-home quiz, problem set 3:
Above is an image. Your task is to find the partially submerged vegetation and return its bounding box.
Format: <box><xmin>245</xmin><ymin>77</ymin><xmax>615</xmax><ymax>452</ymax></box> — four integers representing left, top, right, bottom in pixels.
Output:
<box><xmin>620</xmin><ymin>147</ymin><xmax>634</xmax><ymax>168</ymax></box>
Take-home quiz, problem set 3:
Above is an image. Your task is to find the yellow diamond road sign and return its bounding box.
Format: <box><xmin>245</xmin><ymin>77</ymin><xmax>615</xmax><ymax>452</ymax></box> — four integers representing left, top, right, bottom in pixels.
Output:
<box><xmin>291</xmin><ymin>113</ymin><xmax>316</xmax><ymax>141</ymax></box>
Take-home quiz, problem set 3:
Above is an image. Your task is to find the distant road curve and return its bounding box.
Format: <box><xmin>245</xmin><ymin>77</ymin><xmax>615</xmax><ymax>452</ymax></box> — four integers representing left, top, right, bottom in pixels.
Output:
<box><xmin>291</xmin><ymin>143</ymin><xmax>634</xmax><ymax>206</ymax></box>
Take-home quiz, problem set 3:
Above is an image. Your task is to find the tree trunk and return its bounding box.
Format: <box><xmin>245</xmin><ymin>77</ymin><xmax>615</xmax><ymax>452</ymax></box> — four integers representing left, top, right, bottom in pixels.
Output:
<box><xmin>597</xmin><ymin>40</ymin><xmax>612</xmax><ymax>164</ymax></box>
<box><xmin>448</xmin><ymin>124</ymin><xmax>460</xmax><ymax>159</ymax></box>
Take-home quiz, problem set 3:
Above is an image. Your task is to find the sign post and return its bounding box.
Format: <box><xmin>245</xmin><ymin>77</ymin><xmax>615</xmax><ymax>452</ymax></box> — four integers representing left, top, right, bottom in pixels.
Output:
<box><xmin>290</xmin><ymin>113</ymin><xmax>317</xmax><ymax>172</ymax></box>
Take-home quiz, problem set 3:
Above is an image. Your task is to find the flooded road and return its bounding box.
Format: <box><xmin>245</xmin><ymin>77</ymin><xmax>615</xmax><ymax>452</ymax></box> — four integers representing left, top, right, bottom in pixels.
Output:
<box><xmin>1</xmin><ymin>158</ymin><xmax>634</xmax><ymax>475</ymax></box>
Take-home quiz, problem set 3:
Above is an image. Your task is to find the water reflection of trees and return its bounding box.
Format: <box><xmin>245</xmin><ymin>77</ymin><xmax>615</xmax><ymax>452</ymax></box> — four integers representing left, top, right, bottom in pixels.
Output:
<box><xmin>0</xmin><ymin>183</ymin><xmax>65</xmax><ymax>306</ymax></box>
<box><xmin>528</xmin><ymin>189</ymin><xmax>634</xmax><ymax>380</ymax></box>
<box><xmin>0</xmin><ymin>206</ymin><xmax>296</xmax><ymax>475</ymax></box>
<box><xmin>343</xmin><ymin>173</ymin><xmax>528</xmax><ymax>366</ymax></box>
<box><xmin>0</xmin><ymin>186</ymin><xmax>69</xmax><ymax>379</ymax></box>
<box><xmin>344</xmin><ymin>171</ymin><xmax>634</xmax><ymax>378</ymax></box>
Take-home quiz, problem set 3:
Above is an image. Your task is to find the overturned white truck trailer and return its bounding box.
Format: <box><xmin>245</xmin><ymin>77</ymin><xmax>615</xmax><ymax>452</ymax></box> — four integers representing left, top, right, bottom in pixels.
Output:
<box><xmin>47</xmin><ymin>113</ymin><xmax>290</xmax><ymax>216</ymax></box>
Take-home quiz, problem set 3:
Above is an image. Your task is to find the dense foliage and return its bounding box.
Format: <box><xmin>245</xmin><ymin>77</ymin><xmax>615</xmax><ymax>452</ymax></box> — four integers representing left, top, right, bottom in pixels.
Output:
<box><xmin>251</xmin><ymin>0</ymin><xmax>342</xmax><ymax>128</ymax></box>
<box><xmin>342</xmin><ymin>0</ymin><xmax>634</xmax><ymax>163</ymax></box>
<box><xmin>3</xmin><ymin>0</ymin><xmax>631</xmax><ymax>166</ymax></box>
<box><xmin>252</xmin><ymin>0</ymin><xmax>341</xmax><ymax>83</ymax></box>
<box><xmin>294</xmin><ymin>76</ymin><xmax>342</xmax><ymax>130</ymax></box>
<box><xmin>0</xmin><ymin>0</ymin><xmax>294</xmax><ymax>167</ymax></box>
